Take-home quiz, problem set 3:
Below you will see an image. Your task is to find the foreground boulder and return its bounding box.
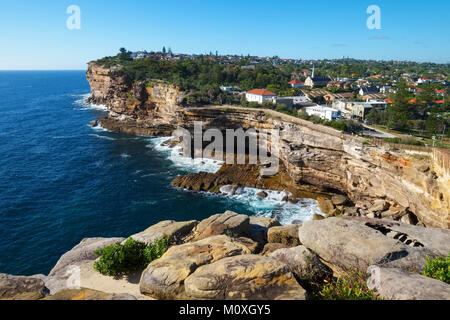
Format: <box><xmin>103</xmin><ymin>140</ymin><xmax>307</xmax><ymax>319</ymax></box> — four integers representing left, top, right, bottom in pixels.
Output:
<box><xmin>248</xmin><ymin>216</ymin><xmax>281</xmax><ymax>250</ymax></box>
<box><xmin>0</xmin><ymin>274</ymin><xmax>47</xmax><ymax>300</ymax></box>
<box><xmin>267</xmin><ymin>225</ymin><xmax>301</xmax><ymax>246</ymax></box>
<box><xmin>367</xmin><ymin>266</ymin><xmax>450</xmax><ymax>300</ymax></box>
<box><xmin>46</xmin><ymin>237</ymin><xmax>124</xmax><ymax>294</ymax></box>
<box><xmin>139</xmin><ymin>235</ymin><xmax>251</xmax><ymax>299</ymax></box>
<box><xmin>44</xmin><ymin>288</ymin><xmax>137</xmax><ymax>300</ymax></box>
<box><xmin>128</xmin><ymin>220</ymin><xmax>198</xmax><ymax>245</ymax></box>
<box><xmin>298</xmin><ymin>217</ymin><xmax>449</xmax><ymax>273</ymax></box>
<box><xmin>184</xmin><ymin>255</ymin><xmax>306</xmax><ymax>300</ymax></box>
<box><xmin>189</xmin><ymin>211</ymin><xmax>250</xmax><ymax>241</ymax></box>
<box><xmin>268</xmin><ymin>246</ymin><xmax>332</xmax><ymax>283</ymax></box>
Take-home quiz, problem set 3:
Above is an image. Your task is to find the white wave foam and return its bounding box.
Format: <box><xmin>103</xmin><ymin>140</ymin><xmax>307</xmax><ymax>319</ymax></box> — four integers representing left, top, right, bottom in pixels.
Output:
<box><xmin>147</xmin><ymin>137</ymin><xmax>224</xmax><ymax>174</ymax></box>
<box><xmin>73</xmin><ymin>93</ymin><xmax>109</xmax><ymax>111</ymax></box>
<box><xmin>219</xmin><ymin>187</ymin><xmax>322</xmax><ymax>225</ymax></box>
<box><xmin>88</xmin><ymin>133</ymin><xmax>115</xmax><ymax>141</ymax></box>
<box><xmin>120</xmin><ymin>153</ymin><xmax>131</xmax><ymax>158</ymax></box>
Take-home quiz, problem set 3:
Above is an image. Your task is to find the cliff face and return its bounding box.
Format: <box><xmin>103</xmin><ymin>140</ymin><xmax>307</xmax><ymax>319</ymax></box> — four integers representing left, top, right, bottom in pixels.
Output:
<box><xmin>175</xmin><ymin>108</ymin><xmax>449</xmax><ymax>229</ymax></box>
<box><xmin>86</xmin><ymin>62</ymin><xmax>184</xmax><ymax>135</ymax></box>
<box><xmin>86</xmin><ymin>64</ymin><xmax>450</xmax><ymax>229</ymax></box>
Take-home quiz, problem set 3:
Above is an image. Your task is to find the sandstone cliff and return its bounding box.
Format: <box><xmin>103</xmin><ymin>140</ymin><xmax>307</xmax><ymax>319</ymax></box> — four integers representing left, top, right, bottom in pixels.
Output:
<box><xmin>85</xmin><ymin>63</ymin><xmax>450</xmax><ymax>229</ymax></box>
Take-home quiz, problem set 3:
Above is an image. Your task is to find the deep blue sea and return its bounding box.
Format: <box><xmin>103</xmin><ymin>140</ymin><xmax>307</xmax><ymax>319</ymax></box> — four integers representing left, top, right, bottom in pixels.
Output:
<box><xmin>0</xmin><ymin>71</ymin><xmax>320</xmax><ymax>276</ymax></box>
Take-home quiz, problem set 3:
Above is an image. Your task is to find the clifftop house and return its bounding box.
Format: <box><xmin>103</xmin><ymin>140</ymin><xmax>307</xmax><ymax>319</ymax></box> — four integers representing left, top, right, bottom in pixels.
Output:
<box><xmin>245</xmin><ymin>89</ymin><xmax>277</xmax><ymax>104</ymax></box>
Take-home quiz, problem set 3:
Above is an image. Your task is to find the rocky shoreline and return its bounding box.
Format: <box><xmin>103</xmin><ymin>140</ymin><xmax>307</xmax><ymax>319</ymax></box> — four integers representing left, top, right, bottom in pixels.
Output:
<box><xmin>1</xmin><ymin>212</ymin><xmax>449</xmax><ymax>300</ymax></box>
<box><xmin>84</xmin><ymin>62</ymin><xmax>449</xmax><ymax>229</ymax></box>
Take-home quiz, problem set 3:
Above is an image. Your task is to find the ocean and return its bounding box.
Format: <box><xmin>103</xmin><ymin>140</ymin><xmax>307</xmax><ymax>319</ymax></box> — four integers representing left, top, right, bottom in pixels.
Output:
<box><xmin>0</xmin><ymin>71</ymin><xmax>321</xmax><ymax>276</ymax></box>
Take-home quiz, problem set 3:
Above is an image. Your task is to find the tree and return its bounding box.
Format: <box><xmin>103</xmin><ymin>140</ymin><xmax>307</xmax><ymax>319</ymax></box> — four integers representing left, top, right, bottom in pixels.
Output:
<box><xmin>118</xmin><ymin>48</ymin><xmax>131</xmax><ymax>61</ymax></box>
<box><xmin>162</xmin><ymin>46</ymin><xmax>166</xmax><ymax>54</ymax></box>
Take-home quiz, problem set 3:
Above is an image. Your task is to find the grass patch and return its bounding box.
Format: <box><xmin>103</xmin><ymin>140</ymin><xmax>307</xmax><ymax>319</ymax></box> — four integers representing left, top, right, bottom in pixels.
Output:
<box><xmin>94</xmin><ymin>237</ymin><xmax>169</xmax><ymax>277</ymax></box>
<box><xmin>310</xmin><ymin>270</ymin><xmax>381</xmax><ymax>300</ymax></box>
<box><xmin>423</xmin><ymin>253</ymin><xmax>450</xmax><ymax>284</ymax></box>
<box><xmin>384</xmin><ymin>137</ymin><xmax>425</xmax><ymax>146</ymax></box>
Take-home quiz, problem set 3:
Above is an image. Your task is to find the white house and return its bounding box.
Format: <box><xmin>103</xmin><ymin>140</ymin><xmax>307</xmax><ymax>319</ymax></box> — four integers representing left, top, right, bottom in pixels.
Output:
<box><xmin>305</xmin><ymin>105</ymin><xmax>339</xmax><ymax>120</ymax></box>
<box><xmin>288</xmin><ymin>80</ymin><xmax>304</xmax><ymax>88</ymax></box>
<box><xmin>245</xmin><ymin>89</ymin><xmax>277</xmax><ymax>104</ymax></box>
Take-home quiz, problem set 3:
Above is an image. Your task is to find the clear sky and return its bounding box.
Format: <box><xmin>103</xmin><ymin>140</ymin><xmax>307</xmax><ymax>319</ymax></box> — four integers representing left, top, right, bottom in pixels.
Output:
<box><xmin>1</xmin><ymin>0</ymin><xmax>449</xmax><ymax>70</ymax></box>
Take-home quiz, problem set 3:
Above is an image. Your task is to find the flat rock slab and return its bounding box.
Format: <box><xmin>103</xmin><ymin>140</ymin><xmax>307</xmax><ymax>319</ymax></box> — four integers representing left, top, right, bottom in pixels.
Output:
<box><xmin>128</xmin><ymin>220</ymin><xmax>198</xmax><ymax>245</ymax></box>
<box><xmin>343</xmin><ymin>217</ymin><xmax>450</xmax><ymax>257</ymax></box>
<box><xmin>0</xmin><ymin>273</ymin><xmax>47</xmax><ymax>300</ymax></box>
<box><xmin>46</xmin><ymin>237</ymin><xmax>124</xmax><ymax>294</ymax></box>
<box><xmin>269</xmin><ymin>246</ymin><xmax>332</xmax><ymax>283</ymax></box>
<box><xmin>267</xmin><ymin>225</ymin><xmax>301</xmax><ymax>246</ymax></box>
<box><xmin>298</xmin><ymin>217</ymin><xmax>442</xmax><ymax>273</ymax></box>
<box><xmin>184</xmin><ymin>255</ymin><xmax>306</xmax><ymax>300</ymax></box>
<box><xmin>140</xmin><ymin>235</ymin><xmax>251</xmax><ymax>299</ymax></box>
<box><xmin>367</xmin><ymin>266</ymin><xmax>450</xmax><ymax>300</ymax></box>
<box><xmin>190</xmin><ymin>211</ymin><xmax>250</xmax><ymax>241</ymax></box>
<box><xmin>44</xmin><ymin>288</ymin><xmax>137</xmax><ymax>300</ymax></box>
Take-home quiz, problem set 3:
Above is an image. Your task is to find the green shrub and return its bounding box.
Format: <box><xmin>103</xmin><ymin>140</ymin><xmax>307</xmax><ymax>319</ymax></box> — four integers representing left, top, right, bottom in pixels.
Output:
<box><xmin>384</xmin><ymin>137</ymin><xmax>425</xmax><ymax>146</ymax></box>
<box><xmin>423</xmin><ymin>253</ymin><xmax>450</xmax><ymax>284</ymax></box>
<box><xmin>94</xmin><ymin>237</ymin><xmax>169</xmax><ymax>277</ymax></box>
<box><xmin>311</xmin><ymin>270</ymin><xmax>380</xmax><ymax>300</ymax></box>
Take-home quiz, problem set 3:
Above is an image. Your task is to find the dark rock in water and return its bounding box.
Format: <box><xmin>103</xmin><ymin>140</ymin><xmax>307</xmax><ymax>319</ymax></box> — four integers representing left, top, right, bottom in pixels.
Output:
<box><xmin>282</xmin><ymin>195</ymin><xmax>289</xmax><ymax>202</ymax></box>
<box><xmin>291</xmin><ymin>220</ymin><xmax>302</xmax><ymax>225</ymax></box>
<box><xmin>257</xmin><ymin>191</ymin><xmax>268</xmax><ymax>198</ymax></box>
<box><xmin>89</xmin><ymin>119</ymin><xmax>99</xmax><ymax>127</ymax></box>
<box><xmin>288</xmin><ymin>198</ymin><xmax>299</xmax><ymax>204</ymax></box>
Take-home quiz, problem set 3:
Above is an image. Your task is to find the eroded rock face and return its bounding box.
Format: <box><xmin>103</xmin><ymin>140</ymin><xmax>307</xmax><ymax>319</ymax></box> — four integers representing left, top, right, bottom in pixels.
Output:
<box><xmin>184</xmin><ymin>255</ymin><xmax>306</xmax><ymax>300</ymax></box>
<box><xmin>46</xmin><ymin>237</ymin><xmax>124</xmax><ymax>294</ymax></box>
<box><xmin>367</xmin><ymin>266</ymin><xmax>450</xmax><ymax>300</ymax></box>
<box><xmin>298</xmin><ymin>218</ymin><xmax>449</xmax><ymax>273</ymax></box>
<box><xmin>127</xmin><ymin>220</ymin><xmax>198</xmax><ymax>245</ymax></box>
<box><xmin>87</xmin><ymin>63</ymin><xmax>449</xmax><ymax>228</ymax></box>
<box><xmin>267</xmin><ymin>225</ymin><xmax>301</xmax><ymax>247</ymax></box>
<box><xmin>268</xmin><ymin>246</ymin><xmax>333</xmax><ymax>283</ymax></box>
<box><xmin>139</xmin><ymin>235</ymin><xmax>251</xmax><ymax>299</ymax></box>
<box><xmin>44</xmin><ymin>288</ymin><xmax>137</xmax><ymax>300</ymax></box>
<box><xmin>268</xmin><ymin>246</ymin><xmax>332</xmax><ymax>283</ymax></box>
<box><xmin>189</xmin><ymin>211</ymin><xmax>250</xmax><ymax>241</ymax></box>
<box><xmin>0</xmin><ymin>274</ymin><xmax>47</xmax><ymax>300</ymax></box>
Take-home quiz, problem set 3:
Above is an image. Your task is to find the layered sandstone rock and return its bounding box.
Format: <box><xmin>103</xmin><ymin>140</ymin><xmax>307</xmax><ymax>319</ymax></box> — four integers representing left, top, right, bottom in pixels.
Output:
<box><xmin>184</xmin><ymin>255</ymin><xmax>306</xmax><ymax>300</ymax></box>
<box><xmin>86</xmin><ymin>64</ymin><xmax>449</xmax><ymax>228</ymax></box>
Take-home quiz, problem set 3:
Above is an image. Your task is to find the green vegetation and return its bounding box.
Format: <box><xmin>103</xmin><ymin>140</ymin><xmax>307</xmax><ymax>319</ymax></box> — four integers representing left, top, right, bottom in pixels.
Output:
<box><xmin>311</xmin><ymin>270</ymin><xmax>381</xmax><ymax>300</ymax></box>
<box><xmin>422</xmin><ymin>253</ymin><xmax>450</xmax><ymax>284</ymax></box>
<box><xmin>366</xmin><ymin>79</ymin><xmax>449</xmax><ymax>144</ymax></box>
<box><xmin>94</xmin><ymin>49</ymin><xmax>449</xmax><ymax>141</ymax></box>
<box><xmin>384</xmin><ymin>137</ymin><xmax>425</xmax><ymax>146</ymax></box>
<box><xmin>93</xmin><ymin>237</ymin><xmax>169</xmax><ymax>277</ymax></box>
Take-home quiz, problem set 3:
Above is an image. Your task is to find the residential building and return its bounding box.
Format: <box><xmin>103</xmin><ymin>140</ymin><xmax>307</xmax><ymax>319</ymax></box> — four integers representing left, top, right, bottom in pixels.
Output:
<box><xmin>305</xmin><ymin>105</ymin><xmax>339</xmax><ymax>120</ymax></box>
<box><xmin>288</xmin><ymin>80</ymin><xmax>305</xmax><ymax>88</ymax></box>
<box><xmin>304</xmin><ymin>76</ymin><xmax>332</xmax><ymax>87</ymax></box>
<box><xmin>245</xmin><ymin>89</ymin><xmax>277</xmax><ymax>104</ymax></box>
<box><xmin>359</xmin><ymin>86</ymin><xmax>379</xmax><ymax>96</ymax></box>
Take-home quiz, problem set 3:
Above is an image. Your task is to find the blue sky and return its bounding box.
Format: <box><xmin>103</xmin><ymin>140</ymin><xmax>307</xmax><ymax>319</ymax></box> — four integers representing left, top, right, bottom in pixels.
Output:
<box><xmin>0</xmin><ymin>0</ymin><xmax>449</xmax><ymax>69</ymax></box>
